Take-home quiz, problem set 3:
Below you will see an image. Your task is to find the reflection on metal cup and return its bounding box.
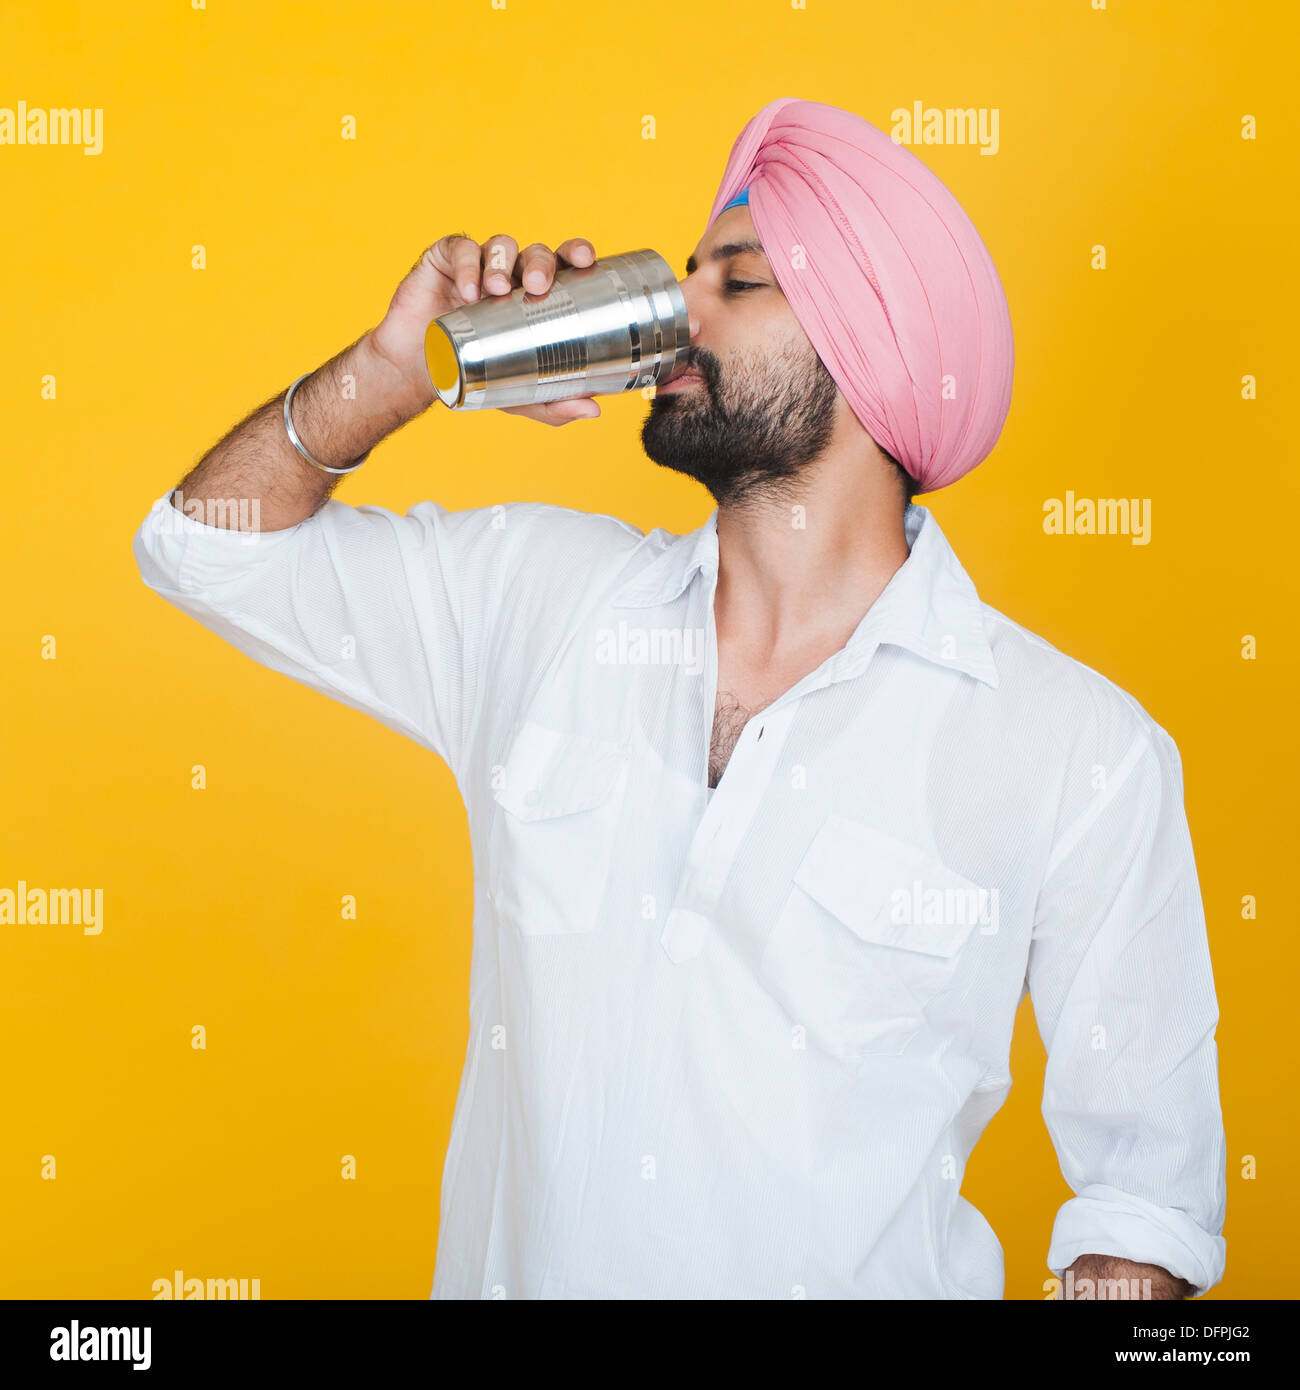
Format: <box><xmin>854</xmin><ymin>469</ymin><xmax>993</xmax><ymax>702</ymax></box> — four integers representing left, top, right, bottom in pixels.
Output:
<box><xmin>424</xmin><ymin>249</ymin><xmax>691</xmax><ymax>411</ymax></box>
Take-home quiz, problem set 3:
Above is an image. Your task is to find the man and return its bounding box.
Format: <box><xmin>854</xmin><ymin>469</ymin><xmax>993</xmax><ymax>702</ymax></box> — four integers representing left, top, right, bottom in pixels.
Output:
<box><xmin>133</xmin><ymin>97</ymin><xmax>1227</xmax><ymax>1300</ymax></box>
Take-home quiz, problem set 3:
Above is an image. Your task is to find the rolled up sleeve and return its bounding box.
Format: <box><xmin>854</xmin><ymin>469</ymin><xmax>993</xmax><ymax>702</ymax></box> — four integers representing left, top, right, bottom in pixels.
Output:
<box><xmin>1028</xmin><ymin>722</ymin><xmax>1227</xmax><ymax>1296</ymax></box>
<box><xmin>131</xmin><ymin>490</ymin><xmax>509</xmax><ymax>780</ymax></box>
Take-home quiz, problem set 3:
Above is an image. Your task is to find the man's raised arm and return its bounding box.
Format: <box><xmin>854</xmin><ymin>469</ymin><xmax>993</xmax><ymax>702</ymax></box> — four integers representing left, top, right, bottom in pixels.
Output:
<box><xmin>164</xmin><ymin>233</ymin><xmax>603</xmax><ymax>532</ymax></box>
<box><xmin>132</xmin><ymin>234</ymin><xmax>603</xmax><ymax>776</ymax></box>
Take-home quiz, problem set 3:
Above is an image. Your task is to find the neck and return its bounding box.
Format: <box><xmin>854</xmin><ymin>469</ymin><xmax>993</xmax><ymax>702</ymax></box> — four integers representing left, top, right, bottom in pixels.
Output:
<box><xmin>713</xmin><ymin>460</ymin><xmax>911</xmax><ymax>661</ymax></box>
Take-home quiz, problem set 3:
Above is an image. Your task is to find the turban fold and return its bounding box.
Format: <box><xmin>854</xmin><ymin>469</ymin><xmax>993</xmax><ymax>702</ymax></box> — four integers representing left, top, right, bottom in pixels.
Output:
<box><xmin>707</xmin><ymin>97</ymin><xmax>1014</xmax><ymax>493</ymax></box>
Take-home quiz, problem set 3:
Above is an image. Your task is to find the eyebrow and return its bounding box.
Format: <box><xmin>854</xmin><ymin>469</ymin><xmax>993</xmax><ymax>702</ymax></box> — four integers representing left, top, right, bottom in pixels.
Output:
<box><xmin>684</xmin><ymin>238</ymin><xmax>769</xmax><ymax>276</ymax></box>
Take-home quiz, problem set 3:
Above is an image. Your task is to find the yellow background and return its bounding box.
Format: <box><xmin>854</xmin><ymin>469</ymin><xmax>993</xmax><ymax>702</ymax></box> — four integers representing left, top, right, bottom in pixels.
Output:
<box><xmin>1</xmin><ymin>0</ymin><xmax>1293</xmax><ymax>1299</ymax></box>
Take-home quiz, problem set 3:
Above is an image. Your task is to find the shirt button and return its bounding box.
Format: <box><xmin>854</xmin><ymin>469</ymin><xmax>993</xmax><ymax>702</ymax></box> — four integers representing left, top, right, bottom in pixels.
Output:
<box><xmin>660</xmin><ymin>908</ymin><xmax>711</xmax><ymax>964</ymax></box>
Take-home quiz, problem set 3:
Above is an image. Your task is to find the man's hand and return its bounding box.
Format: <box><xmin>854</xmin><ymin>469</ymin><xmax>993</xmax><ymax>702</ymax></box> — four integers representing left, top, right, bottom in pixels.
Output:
<box><xmin>1061</xmin><ymin>1253</ymin><xmax>1195</xmax><ymax>1300</ymax></box>
<box><xmin>371</xmin><ymin>232</ymin><xmax>604</xmax><ymax>426</ymax></box>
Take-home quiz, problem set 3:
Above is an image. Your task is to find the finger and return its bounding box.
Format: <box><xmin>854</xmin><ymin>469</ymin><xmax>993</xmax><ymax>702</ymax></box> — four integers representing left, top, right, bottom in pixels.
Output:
<box><xmin>480</xmin><ymin>234</ymin><xmax>519</xmax><ymax>295</ymax></box>
<box><xmin>500</xmin><ymin>396</ymin><xmax>602</xmax><ymax>425</ymax></box>
<box><xmin>545</xmin><ymin>396</ymin><xmax>602</xmax><ymax>424</ymax></box>
<box><xmin>414</xmin><ymin>232</ymin><xmax>469</xmax><ymax>278</ymax></box>
<box><xmin>435</xmin><ymin>233</ymin><xmax>483</xmax><ymax>302</ymax></box>
<box><xmin>413</xmin><ymin>234</ymin><xmax>454</xmax><ymax>277</ymax></box>
<box><xmin>555</xmin><ymin>237</ymin><xmax>596</xmax><ymax>269</ymax></box>
<box><xmin>517</xmin><ymin>242</ymin><xmax>557</xmax><ymax>295</ymax></box>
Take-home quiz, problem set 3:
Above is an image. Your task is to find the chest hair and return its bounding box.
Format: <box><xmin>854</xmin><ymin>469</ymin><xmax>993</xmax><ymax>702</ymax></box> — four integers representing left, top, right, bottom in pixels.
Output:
<box><xmin>708</xmin><ymin>689</ymin><xmax>773</xmax><ymax>789</ymax></box>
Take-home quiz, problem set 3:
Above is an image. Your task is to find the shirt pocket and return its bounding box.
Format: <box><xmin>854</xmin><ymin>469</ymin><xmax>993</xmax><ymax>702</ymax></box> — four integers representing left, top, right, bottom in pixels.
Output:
<box><xmin>489</xmin><ymin>719</ymin><xmax>630</xmax><ymax>936</ymax></box>
<box><xmin>760</xmin><ymin>813</ymin><xmax>985</xmax><ymax>1061</ymax></box>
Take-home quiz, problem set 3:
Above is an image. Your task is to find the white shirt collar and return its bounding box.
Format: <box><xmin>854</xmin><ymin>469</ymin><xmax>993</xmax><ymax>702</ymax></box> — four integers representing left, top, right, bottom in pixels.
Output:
<box><xmin>612</xmin><ymin>502</ymin><xmax>999</xmax><ymax>690</ymax></box>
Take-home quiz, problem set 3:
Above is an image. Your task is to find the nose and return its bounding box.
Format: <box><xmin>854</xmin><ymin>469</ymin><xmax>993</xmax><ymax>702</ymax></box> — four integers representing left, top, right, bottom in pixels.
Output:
<box><xmin>678</xmin><ymin>276</ymin><xmax>701</xmax><ymax>342</ymax></box>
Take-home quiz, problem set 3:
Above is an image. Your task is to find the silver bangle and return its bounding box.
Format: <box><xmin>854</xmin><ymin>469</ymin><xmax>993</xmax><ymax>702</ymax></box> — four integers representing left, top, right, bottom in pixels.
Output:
<box><xmin>283</xmin><ymin>373</ymin><xmax>371</xmax><ymax>475</ymax></box>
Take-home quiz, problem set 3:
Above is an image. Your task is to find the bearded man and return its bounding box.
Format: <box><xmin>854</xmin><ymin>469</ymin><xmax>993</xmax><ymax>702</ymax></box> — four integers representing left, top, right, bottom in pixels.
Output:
<box><xmin>134</xmin><ymin>97</ymin><xmax>1227</xmax><ymax>1302</ymax></box>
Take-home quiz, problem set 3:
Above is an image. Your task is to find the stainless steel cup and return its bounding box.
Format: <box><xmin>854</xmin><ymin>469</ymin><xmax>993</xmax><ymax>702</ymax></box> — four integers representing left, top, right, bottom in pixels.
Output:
<box><xmin>425</xmin><ymin>248</ymin><xmax>691</xmax><ymax>411</ymax></box>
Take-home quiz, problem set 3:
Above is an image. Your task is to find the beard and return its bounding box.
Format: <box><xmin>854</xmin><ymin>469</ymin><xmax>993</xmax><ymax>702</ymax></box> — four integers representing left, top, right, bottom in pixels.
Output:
<box><xmin>640</xmin><ymin>338</ymin><xmax>839</xmax><ymax>508</ymax></box>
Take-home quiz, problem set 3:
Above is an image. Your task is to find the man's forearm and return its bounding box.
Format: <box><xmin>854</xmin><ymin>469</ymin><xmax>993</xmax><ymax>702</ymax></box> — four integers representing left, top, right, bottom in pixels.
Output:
<box><xmin>171</xmin><ymin>329</ymin><xmax>433</xmax><ymax>533</ymax></box>
<box><xmin>1063</xmin><ymin>1254</ymin><xmax>1195</xmax><ymax>1300</ymax></box>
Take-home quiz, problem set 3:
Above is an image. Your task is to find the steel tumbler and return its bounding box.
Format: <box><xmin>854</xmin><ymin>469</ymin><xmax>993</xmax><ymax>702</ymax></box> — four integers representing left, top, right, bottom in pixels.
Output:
<box><xmin>424</xmin><ymin>248</ymin><xmax>691</xmax><ymax>411</ymax></box>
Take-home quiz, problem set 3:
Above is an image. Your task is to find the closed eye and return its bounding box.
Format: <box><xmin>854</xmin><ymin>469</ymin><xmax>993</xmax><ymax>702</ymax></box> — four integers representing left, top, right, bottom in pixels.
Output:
<box><xmin>724</xmin><ymin>280</ymin><xmax>763</xmax><ymax>295</ymax></box>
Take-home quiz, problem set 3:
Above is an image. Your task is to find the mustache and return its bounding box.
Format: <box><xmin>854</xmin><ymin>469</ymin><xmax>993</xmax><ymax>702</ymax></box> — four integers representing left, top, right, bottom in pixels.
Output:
<box><xmin>675</xmin><ymin>350</ymin><xmax>718</xmax><ymax>386</ymax></box>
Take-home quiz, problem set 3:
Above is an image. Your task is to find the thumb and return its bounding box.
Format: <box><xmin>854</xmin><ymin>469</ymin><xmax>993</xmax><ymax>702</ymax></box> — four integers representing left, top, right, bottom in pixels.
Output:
<box><xmin>550</xmin><ymin>397</ymin><xmax>602</xmax><ymax>423</ymax></box>
<box><xmin>498</xmin><ymin>396</ymin><xmax>602</xmax><ymax>426</ymax></box>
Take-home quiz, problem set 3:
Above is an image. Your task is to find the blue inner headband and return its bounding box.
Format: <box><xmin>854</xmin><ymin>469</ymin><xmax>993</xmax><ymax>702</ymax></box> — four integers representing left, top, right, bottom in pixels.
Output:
<box><xmin>720</xmin><ymin>186</ymin><xmax>750</xmax><ymax>213</ymax></box>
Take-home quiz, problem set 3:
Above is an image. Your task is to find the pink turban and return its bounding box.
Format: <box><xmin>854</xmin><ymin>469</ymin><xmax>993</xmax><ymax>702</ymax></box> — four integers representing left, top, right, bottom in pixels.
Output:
<box><xmin>707</xmin><ymin>97</ymin><xmax>1014</xmax><ymax>493</ymax></box>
